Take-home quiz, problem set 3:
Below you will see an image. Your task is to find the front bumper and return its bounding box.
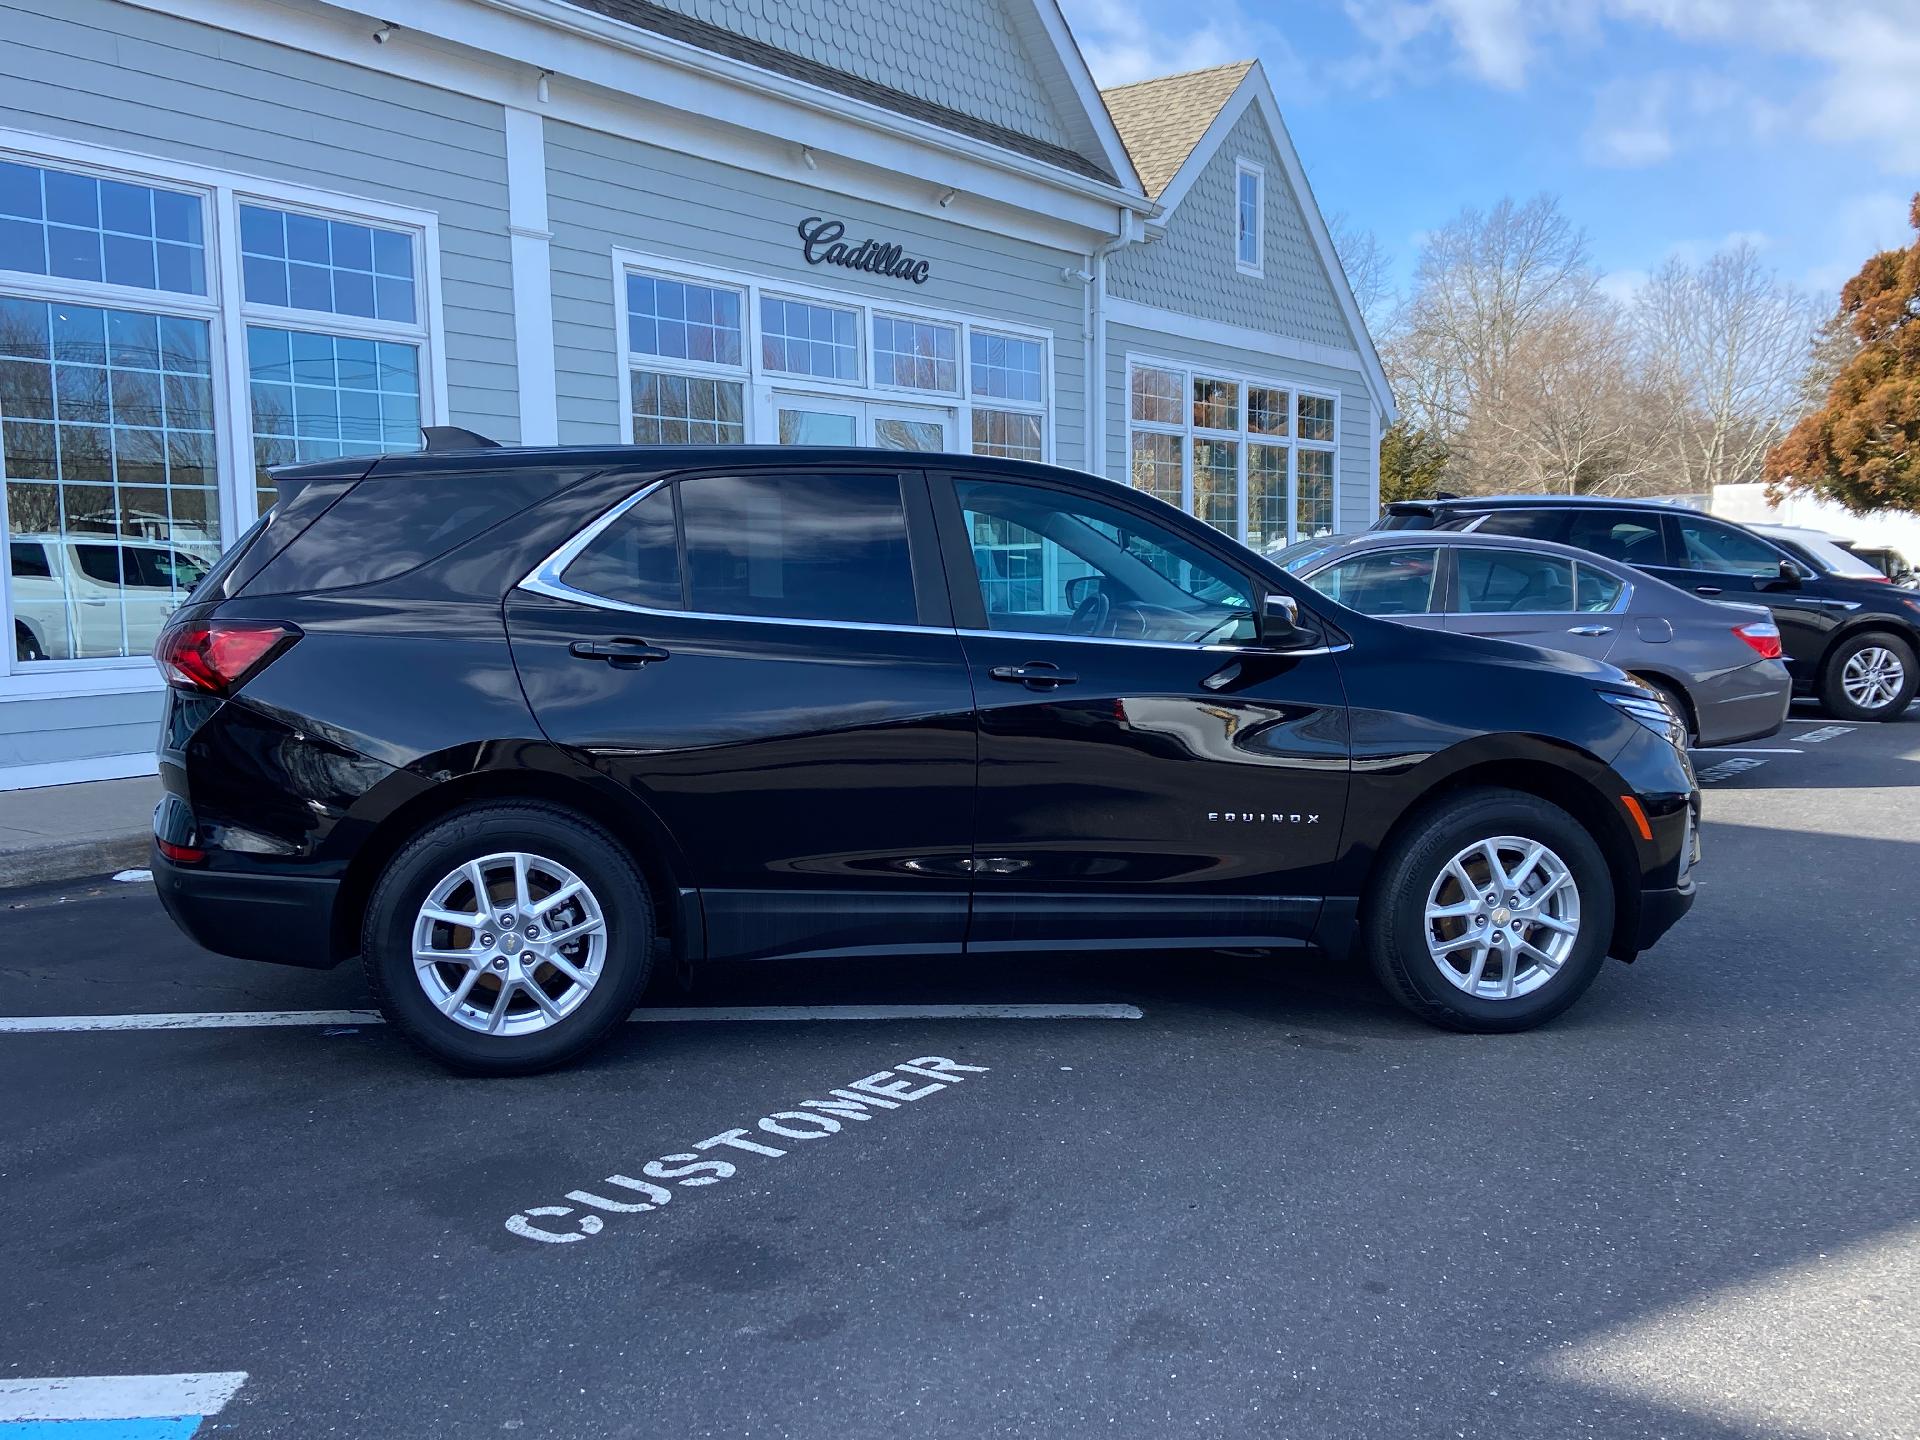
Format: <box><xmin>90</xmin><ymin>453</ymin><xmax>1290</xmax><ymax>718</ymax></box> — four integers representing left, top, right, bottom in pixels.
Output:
<box><xmin>152</xmin><ymin>841</ymin><xmax>343</xmax><ymax>969</ymax></box>
<box><xmin>1633</xmin><ymin>877</ymin><xmax>1697</xmax><ymax>951</ymax></box>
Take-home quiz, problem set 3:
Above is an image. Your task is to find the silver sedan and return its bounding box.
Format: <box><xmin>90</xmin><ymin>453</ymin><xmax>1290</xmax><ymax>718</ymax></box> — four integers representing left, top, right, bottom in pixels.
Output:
<box><xmin>1273</xmin><ymin>530</ymin><xmax>1792</xmax><ymax>747</ymax></box>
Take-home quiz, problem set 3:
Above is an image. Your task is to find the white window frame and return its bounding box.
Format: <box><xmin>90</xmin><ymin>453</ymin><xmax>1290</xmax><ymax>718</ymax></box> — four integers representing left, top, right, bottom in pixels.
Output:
<box><xmin>1234</xmin><ymin>159</ymin><xmax>1265</xmax><ymax>278</ymax></box>
<box><xmin>611</xmin><ymin>247</ymin><xmax>1053</xmax><ymax>463</ymax></box>
<box><xmin>1123</xmin><ymin>353</ymin><xmax>1340</xmax><ymax>549</ymax></box>
<box><xmin>0</xmin><ymin>128</ymin><xmax>444</xmax><ymax>698</ymax></box>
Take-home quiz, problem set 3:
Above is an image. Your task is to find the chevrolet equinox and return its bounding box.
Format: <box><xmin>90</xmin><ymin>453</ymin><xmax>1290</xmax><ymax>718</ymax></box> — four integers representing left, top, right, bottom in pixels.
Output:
<box><xmin>152</xmin><ymin>438</ymin><xmax>1701</xmax><ymax>1073</ymax></box>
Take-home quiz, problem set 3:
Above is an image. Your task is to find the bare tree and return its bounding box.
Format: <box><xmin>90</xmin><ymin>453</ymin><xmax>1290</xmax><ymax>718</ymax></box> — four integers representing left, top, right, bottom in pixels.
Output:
<box><xmin>1637</xmin><ymin>241</ymin><xmax>1815</xmax><ymax>492</ymax></box>
<box><xmin>1325</xmin><ymin>211</ymin><xmax>1395</xmax><ymax>337</ymax></box>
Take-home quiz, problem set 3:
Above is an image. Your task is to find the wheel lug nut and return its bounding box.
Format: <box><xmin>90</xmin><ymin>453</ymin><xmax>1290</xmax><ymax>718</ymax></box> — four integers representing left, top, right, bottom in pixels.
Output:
<box><xmin>1484</xmin><ymin>893</ymin><xmax>1496</xmax><ymax>904</ymax></box>
<box><xmin>479</xmin><ymin>932</ymin><xmax>493</xmax><ymax>946</ymax></box>
<box><xmin>1474</xmin><ymin>916</ymin><xmax>1486</xmax><ymax>927</ymax></box>
<box><xmin>491</xmin><ymin>957</ymin><xmax>506</xmax><ymax>971</ymax></box>
<box><xmin>499</xmin><ymin>913</ymin><xmax>515</xmax><ymax>928</ymax></box>
<box><xmin>520</xmin><ymin>951</ymin><xmax>535</xmax><ymax>963</ymax></box>
<box><xmin>525</xmin><ymin>925</ymin><xmax>539</xmax><ymax>939</ymax></box>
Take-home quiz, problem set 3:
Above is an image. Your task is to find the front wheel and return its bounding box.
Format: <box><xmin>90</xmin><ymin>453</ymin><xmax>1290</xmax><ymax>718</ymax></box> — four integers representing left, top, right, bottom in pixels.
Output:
<box><xmin>1818</xmin><ymin>632</ymin><xmax>1916</xmax><ymax>722</ymax></box>
<box><xmin>1364</xmin><ymin>788</ymin><xmax>1615</xmax><ymax>1033</ymax></box>
<box><xmin>362</xmin><ymin>801</ymin><xmax>655</xmax><ymax>1075</ymax></box>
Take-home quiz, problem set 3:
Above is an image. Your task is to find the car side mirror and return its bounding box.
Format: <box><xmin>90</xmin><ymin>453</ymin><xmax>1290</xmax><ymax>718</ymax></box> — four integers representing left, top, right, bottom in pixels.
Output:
<box><xmin>1770</xmin><ymin>558</ymin><xmax>1805</xmax><ymax>589</ymax></box>
<box><xmin>1258</xmin><ymin>592</ymin><xmax>1309</xmax><ymax>648</ymax></box>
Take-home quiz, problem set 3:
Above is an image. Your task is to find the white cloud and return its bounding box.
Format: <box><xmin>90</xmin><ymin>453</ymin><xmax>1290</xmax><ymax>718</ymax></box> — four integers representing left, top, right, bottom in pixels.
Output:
<box><xmin>1059</xmin><ymin>0</ymin><xmax>1271</xmax><ymax>88</ymax></box>
<box><xmin>1596</xmin><ymin>267</ymin><xmax>1650</xmax><ymax>302</ymax></box>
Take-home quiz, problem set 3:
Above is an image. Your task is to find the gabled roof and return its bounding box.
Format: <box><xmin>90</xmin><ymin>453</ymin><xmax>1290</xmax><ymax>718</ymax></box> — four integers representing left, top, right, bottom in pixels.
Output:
<box><xmin>1099</xmin><ymin>60</ymin><xmax>1254</xmax><ymax>198</ymax></box>
<box><xmin>560</xmin><ymin>0</ymin><xmax>1139</xmax><ymax>190</ymax></box>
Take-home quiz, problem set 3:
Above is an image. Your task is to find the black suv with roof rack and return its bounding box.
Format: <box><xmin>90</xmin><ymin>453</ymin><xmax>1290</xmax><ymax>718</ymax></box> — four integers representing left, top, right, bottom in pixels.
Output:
<box><xmin>1379</xmin><ymin>495</ymin><xmax>1920</xmax><ymax>722</ymax></box>
<box><xmin>150</xmin><ymin>437</ymin><xmax>1700</xmax><ymax>1073</ymax></box>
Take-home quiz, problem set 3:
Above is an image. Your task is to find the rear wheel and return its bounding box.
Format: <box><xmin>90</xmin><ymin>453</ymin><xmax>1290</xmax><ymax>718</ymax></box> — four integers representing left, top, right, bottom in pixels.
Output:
<box><xmin>1818</xmin><ymin>632</ymin><xmax>1915</xmax><ymax>722</ymax></box>
<box><xmin>362</xmin><ymin>802</ymin><xmax>654</xmax><ymax>1075</ymax></box>
<box><xmin>1364</xmin><ymin>788</ymin><xmax>1614</xmax><ymax>1033</ymax></box>
<box><xmin>15</xmin><ymin>622</ymin><xmax>43</xmax><ymax>663</ymax></box>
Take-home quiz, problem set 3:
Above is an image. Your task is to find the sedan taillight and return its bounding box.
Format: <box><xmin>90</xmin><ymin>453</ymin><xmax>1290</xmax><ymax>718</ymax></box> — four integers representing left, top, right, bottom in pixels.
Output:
<box><xmin>1734</xmin><ymin>621</ymin><xmax>1783</xmax><ymax>660</ymax></box>
<box><xmin>155</xmin><ymin>620</ymin><xmax>300</xmax><ymax>695</ymax></box>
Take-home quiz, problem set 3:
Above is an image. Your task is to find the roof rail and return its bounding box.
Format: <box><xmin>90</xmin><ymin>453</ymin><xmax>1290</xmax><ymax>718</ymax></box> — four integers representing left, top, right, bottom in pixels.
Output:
<box><xmin>421</xmin><ymin>426</ymin><xmax>502</xmax><ymax>451</ymax></box>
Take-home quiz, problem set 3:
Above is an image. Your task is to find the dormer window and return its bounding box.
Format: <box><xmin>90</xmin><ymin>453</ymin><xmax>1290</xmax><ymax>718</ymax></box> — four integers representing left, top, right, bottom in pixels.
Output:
<box><xmin>1235</xmin><ymin>160</ymin><xmax>1264</xmax><ymax>276</ymax></box>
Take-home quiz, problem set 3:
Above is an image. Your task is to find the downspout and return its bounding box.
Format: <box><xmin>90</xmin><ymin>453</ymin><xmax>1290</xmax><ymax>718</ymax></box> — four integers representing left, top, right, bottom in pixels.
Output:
<box><xmin>1082</xmin><ymin>205</ymin><xmax>1141</xmax><ymax>480</ymax></box>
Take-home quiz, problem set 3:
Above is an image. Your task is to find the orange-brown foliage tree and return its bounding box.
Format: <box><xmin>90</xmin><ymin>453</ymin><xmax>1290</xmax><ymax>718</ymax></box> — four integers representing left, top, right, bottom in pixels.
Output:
<box><xmin>1765</xmin><ymin>194</ymin><xmax>1920</xmax><ymax>511</ymax></box>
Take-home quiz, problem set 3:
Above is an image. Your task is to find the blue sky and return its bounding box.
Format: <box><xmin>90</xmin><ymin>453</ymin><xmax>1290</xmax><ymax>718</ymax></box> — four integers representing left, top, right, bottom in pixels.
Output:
<box><xmin>1059</xmin><ymin>0</ymin><xmax>1920</xmax><ymax>306</ymax></box>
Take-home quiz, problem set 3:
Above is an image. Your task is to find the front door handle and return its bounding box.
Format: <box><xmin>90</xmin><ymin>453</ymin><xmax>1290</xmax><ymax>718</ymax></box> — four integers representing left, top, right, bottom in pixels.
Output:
<box><xmin>569</xmin><ymin>638</ymin><xmax>670</xmax><ymax>669</ymax></box>
<box><xmin>1695</xmin><ymin>585</ymin><xmax>1723</xmax><ymax>597</ymax></box>
<box><xmin>1567</xmin><ymin>624</ymin><xmax>1613</xmax><ymax>637</ymax></box>
<box><xmin>989</xmin><ymin>662</ymin><xmax>1077</xmax><ymax>689</ymax></box>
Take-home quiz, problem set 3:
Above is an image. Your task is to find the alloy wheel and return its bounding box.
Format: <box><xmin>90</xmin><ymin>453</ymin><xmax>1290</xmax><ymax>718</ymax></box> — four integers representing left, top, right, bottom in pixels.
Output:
<box><xmin>410</xmin><ymin>851</ymin><xmax>608</xmax><ymax>1035</ymax></box>
<box><xmin>1424</xmin><ymin>835</ymin><xmax>1581</xmax><ymax>1001</ymax></box>
<box><xmin>1841</xmin><ymin>646</ymin><xmax>1906</xmax><ymax>712</ymax></box>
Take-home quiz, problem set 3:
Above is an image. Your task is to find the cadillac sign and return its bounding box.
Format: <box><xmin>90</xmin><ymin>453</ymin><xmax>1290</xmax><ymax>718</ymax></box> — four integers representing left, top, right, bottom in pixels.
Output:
<box><xmin>797</xmin><ymin>216</ymin><xmax>931</xmax><ymax>286</ymax></box>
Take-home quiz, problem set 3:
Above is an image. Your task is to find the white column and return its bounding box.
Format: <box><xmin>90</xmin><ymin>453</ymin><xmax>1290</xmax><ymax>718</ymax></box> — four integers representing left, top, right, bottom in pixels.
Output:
<box><xmin>504</xmin><ymin>106</ymin><xmax>558</xmax><ymax>445</ymax></box>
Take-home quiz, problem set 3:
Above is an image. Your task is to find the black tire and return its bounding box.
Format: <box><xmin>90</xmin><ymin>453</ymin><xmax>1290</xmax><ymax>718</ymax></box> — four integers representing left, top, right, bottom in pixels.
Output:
<box><xmin>362</xmin><ymin>801</ymin><xmax>654</xmax><ymax>1075</ymax></box>
<box><xmin>1817</xmin><ymin>631</ymin><xmax>1917</xmax><ymax>722</ymax></box>
<box><xmin>1363</xmin><ymin>787</ymin><xmax>1615</xmax><ymax>1033</ymax></box>
<box><xmin>1641</xmin><ymin>678</ymin><xmax>1697</xmax><ymax>751</ymax></box>
<box><xmin>15</xmin><ymin>622</ymin><xmax>44</xmax><ymax>663</ymax></box>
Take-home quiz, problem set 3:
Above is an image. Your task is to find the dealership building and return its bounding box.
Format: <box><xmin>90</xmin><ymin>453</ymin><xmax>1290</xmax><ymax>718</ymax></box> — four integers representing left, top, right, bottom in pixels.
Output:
<box><xmin>0</xmin><ymin>0</ymin><xmax>1392</xmax><ymax>788</ymax></box>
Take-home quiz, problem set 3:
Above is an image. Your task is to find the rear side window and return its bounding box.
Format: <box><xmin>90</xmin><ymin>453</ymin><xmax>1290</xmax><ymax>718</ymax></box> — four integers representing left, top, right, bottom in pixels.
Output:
<box><xmin>10</xmin><ymin>541</ymin><xmax>51</xmax><ymax>578</ymax></box>
<box><xmin>561</xmin><ymin>487</ymin><xmax>682</xmax><ymax>611</ymax></box>
<box><xmin>241</xmin><ymin>469</ymin><xmax>555</xmax><ymax>594</ymax></box>
<box><xmin>1574</xmin><ymin>564</ymin><xmax>1625</xmax><ymax>612</ymax></box>
<box><xmin>1457</xmin><ymin>550</ymin><xmax>1576</xmax><ymax>613</ymax></box>
<box><xmin>682</xmin><ymin>473</ymin><xmax>915</xmax><ymax>624</ymax></box>
<box><xmin>1473</xmin><ymin>510</ymin><xmax>1568</xmax><ymax>543</ymax></box>
<box><xmin>1309</xmin><ymin>548</ymin><xmax>1442</xmax><ymax>615</ymax></box>
<box><xmin>1568</xmin><ymin>511</ymin><xmax>1665</xmax><ymax>564</ymax></box>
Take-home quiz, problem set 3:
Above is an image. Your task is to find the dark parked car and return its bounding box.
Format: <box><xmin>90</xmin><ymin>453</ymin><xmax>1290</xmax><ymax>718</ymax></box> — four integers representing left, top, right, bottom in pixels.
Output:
<box><xmin>152</xmin><ymin>441</ymin><xmax>1699</xmax><ymax>1073</ymax></box>
<box><xmin>1271</xmin><ymin>530</ymin><xmax>1791</xmax><ymax>749</ymax></box>
<box><xmin>1378</xmin><ymin>496</ymin><xmax>1920</xmax><ymax>722</ymax></box>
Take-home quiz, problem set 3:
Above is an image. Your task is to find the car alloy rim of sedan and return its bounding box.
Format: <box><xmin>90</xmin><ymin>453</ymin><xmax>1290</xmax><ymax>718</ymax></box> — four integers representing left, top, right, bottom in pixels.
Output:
<box><xmin>1842</xmin><ymin>646</ymin><xmax>1906</xmax><ymax>711</ymax></box>
<box><xmin>1424</xmin><ymin>836</ymin><xmax>1581</xmax><ymax>1001</ymax></box>
<box><xmin>411</xmin><ymin>851</ymin><xmax>608</xmax><ymax>1036</ymax></box>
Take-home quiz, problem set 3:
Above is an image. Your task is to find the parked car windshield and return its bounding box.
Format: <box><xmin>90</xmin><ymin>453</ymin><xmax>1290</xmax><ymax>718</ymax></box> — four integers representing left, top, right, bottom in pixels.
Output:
<box><xmin>1778</xmin><ymin>532</ymin><xmax>1886</xmax><ymax>579</ymax></box>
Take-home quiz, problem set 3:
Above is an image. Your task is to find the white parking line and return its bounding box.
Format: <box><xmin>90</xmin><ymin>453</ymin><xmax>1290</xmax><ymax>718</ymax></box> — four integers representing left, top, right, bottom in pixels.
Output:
<box><xmin>0</xmin><ymin>1002</ymin><xmax>1143</xmax><ymax>1034</ymax></box>
<box><xmin>0</xmin><ymin>1371</ymin><xmax>246</xmax><ymax>1422</ymax></box>
<box><xmin>1690</xmin><ymin>747</ymin><xmax>1802</xmax><ymax>755</ymax></box>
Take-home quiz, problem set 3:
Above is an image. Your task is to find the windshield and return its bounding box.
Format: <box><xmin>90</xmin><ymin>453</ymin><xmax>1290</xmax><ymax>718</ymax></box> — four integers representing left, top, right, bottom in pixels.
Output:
<box><xmin>1269</xmin><ymin>538</ymin><xmax>1343</xmax><ymax>573</ymax></box>
<box><xmin>1788</xmin><ymin>534</ymin><xmax>1886</xmax><ymax>578</ymax></box>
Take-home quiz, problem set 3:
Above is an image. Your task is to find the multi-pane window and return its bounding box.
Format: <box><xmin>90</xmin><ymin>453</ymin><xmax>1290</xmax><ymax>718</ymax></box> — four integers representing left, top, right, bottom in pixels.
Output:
<box><xmin>238</xmin><ymin>202</ymin><xmax>427</xmax><ymax>514</ymax></box>
<box><xmin>239</xmin><ymin>205</ymin><xmax>415</xmax><ymax>322</ymax></box>
<box><xmin>0</xmin><ymin>161</ymin><xmax>205</xmax><ymax>296</ymax></box>
<box><xmin>631</xmin><ymin>370</ymin><xmax>744</xmax><ymax>445</ymax></box>
<box><xmin>873</xmin><ymin>315</ymin><xmax>957</xmax><ymax>392</ymax></box>
<box><xmin>1125</xmin><ymin>357</ymin><xmax>1339</xmax><ymax>548</ymax></box>
<box><xmin>1236</xmin><ymin>161</ymin><xmax>1264</xmax><ymax>274</ymax></box>
<box><xmin>628</xmin><ymin>274</ymin><xmax>743</xmax><ymax>368</ymax></box>
<box><xmin>760</xmin><ymin>296</ymin><xmax>858</xmax><ymax>381</ymax></box>
<box><xmin>970</xmin><ymin>329</ymin><xmax>1046</xmax><ymax>461</ymax></box>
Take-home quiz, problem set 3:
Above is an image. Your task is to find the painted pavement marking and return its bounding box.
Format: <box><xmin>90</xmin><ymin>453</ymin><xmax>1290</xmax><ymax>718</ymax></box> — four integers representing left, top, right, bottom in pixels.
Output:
<box><xmin>1696</xmin><ymin>756</ymin><xmax>1773</xmax><ymax>783</ymax></box>
<box><xmin>0</xmin><ymin>1372</ymin><xmax>245</xmax><ymax>1439</ymax></box>
<box><xmin>1794</xmin><ymin>725</ymin><xmax>1856</xmax><ymax>743</ymax></box>
<box><xmin>0</xmin><ymin>1002</ymin><xmax>1142</xmax><ymax>1035</ymax></box>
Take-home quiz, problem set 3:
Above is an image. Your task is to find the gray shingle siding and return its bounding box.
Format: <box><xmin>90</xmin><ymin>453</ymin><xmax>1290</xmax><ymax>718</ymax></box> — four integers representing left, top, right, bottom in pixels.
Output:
<box><xmin>1107</xmin><ymin>103</ymin><xmax>1355</xmax><ymax>355</ymax></box>
<box><xmin>545</xmin><ymin>119</ymin><xmax>1087</xmax><ymax>466</ymax></box>
<box><xmin>1104</xmin><ymin>321</ymin><xmax>1376</xmax><ymax>535</ymax></box>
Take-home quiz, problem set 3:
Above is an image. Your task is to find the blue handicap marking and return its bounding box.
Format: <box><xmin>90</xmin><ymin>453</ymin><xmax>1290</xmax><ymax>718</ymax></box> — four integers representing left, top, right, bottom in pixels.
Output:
<box><xmin>0</xmin><ymin>1375</ymin><xmax>245</xmax><ymax>1439</ymax></box>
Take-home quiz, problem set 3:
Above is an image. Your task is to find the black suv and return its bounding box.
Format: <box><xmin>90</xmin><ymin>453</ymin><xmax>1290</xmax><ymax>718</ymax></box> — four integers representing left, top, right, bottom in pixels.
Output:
<box><xmin>1379</xmin><ymin>496</ymin><xmax>1920</xmax><ymax>722</ymax></box>
<box><xmin>153</xmin><ymin>442</ymin><xmax>1699</xmax><ymax>1073</ymax></box>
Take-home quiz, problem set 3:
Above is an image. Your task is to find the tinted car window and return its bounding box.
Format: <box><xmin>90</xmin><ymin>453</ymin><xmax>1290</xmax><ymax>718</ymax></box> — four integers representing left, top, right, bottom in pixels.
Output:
<box><xmin>1457</xmin><ymin>550</ymin><xmax>1576</xmax><ymax>613</ymax></box>
<box><xmin>681</xmin><ymin>472</ymin><xmax>916</xmax><ymax>625</ymax></box>
<box><xmin>561</xmin><ymin>486</ymin><xmax>682</xmax><ymax>611</ymax></box>
<box><xmin>1308</xmin><ymin>548</ymin><xmax>1441</xmax><ymax>616</ymax></box>
<box><xmin>1566</xmin><ymin>510</ymin><xmax>1665</xmax><ymax>564</ymax></box>
<box><xmin>955</xmin><ymin>478</ymin><xmax>1252</xmax><ymax>642</ymax></box>
<box><xmin>1674</xmin><ymin>516</ymin><xmax>1780</xmax><ymax>576</ymax></box>
<box><xmin>75</xmin><ymin>544</ymin><xmax>124</xmax><ymax>585</ymax></box>
<box><xmin>1574</xmin><ymin>563</ymin><xmax>1625</xmax><ymax>612</ymax></box>
<box><xmin>1473</xmin><ymin>510</ymin><xmax>1568</xmax><ymax>543</ymax></box>
<box><xmin>9</xmin><ymin>541</ymin><xmax>51</xmax><ymax>578</ymax></box>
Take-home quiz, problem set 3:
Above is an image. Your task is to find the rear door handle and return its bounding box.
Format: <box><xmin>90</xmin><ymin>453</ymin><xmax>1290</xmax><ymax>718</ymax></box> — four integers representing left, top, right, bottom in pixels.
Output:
<box><xmin>1567</xmin><ymin>625</ymin><xmax>1613</xmax><ymax>636</ymax></box>
<box><xmin>569</xmin><ymin>638</ymin><xmax>670</xmax><ymax>669</ymax></box>
<box><xmin>1694</xmin><ymin>586</ymin><xmax>1723</xmax><ymax>597</ymax></box>
<box><xmin>989</xmin><ymin>662</ymin><xmax>1077</xmax><ymax>689</ymax></box>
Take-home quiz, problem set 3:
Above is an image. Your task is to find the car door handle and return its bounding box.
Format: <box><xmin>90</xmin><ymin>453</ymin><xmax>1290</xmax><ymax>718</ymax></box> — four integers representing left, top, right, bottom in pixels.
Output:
<box><xmin>989</xmin><ymin>663</ymin><xmax>1077</xmax><ymax>689</ymax></box>
<box><xmin>568</xmin><ymin>638</ymin><xmax>670</xmax><ymax>668</ymax></box>
<box><xmin>1567</xmin><ymin>625</ymin><xmax>1613</xmax><ymax>636</ymax></box>
<box><xmin>1694</xmin><ymin>586</ymin><xmax>1723</xmax><ymax>597</ymax></box>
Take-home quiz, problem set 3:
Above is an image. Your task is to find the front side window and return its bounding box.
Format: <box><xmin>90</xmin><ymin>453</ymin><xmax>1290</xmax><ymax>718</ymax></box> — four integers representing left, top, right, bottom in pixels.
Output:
<box><xmin>682</xmin><ymin>472</ymin><xmax>915</xmax><ymax>624</ymax></box>
<box><xmin>1308</xmin><ymin>548</ymin><xmax>1441</xmax><ymax>616</ymax></box>
<box><xmin>1674</xmin><ymin>516</ymin><xmax>1781</xmax><ymax>576</ymax></box>
<box><xmin>955</xmin><ymin>477</ymin><xmax>1251</xmax><ymax>644</ymax></box>
<box><xmin>1457</xmin><ymin>550</ymin><xmax>1577</xmax><ymax>613</ymax></box>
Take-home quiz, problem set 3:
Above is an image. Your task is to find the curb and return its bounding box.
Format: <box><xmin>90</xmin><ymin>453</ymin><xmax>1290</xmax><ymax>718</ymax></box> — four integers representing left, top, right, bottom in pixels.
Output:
<box><xmin>0</xmin><ymin>834</ymin><xmax>152</xmax><ymax>892</ymax></box>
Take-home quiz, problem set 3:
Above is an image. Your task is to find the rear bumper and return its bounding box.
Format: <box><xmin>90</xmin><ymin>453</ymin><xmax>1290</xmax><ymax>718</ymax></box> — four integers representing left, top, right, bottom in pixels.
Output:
<box><xmin>1694</xmin><ymin>659</ymin><xmax>1792</xmax><ymax>747</ymax></box>
<box><xmin>152</xmin><ymin>842</ymin><xmax>343</xmax><ymax>970</ymax></box>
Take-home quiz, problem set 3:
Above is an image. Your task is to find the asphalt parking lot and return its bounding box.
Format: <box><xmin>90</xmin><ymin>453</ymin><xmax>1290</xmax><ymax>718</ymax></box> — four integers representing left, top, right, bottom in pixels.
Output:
<box><xmin>3</xmin><ymin>705</ymin><xmax>1917</xmax><ymax>1439</ymax></box>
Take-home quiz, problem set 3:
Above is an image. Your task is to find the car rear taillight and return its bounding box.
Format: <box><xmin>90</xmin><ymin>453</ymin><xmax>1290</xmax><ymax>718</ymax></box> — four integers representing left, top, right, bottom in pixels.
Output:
<box><xmin>154</xmin><ymin>620</ymin><xmax>300</xmax><ymax>695</ymax></box>
<box><xmin>1734</xmin><ymin>621</ymin><xmax>1782</xmax><ymax>660</ymax></box>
